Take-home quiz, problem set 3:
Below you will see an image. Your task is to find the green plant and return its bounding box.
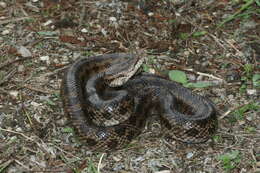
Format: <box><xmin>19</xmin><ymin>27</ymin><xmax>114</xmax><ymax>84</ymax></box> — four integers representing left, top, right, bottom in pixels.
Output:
<box><xmin>45</xmin><ymin>98</ymin><xmax>56</xmax><ymax>106</ymax></box>
<box><xmin>218</xmin><ymin>150</ymin><xmax>241</xmax><ymax>172</ymax></box>
<box><xmin>178</xmin><ymin>33</ymin><xmax>189</xmax><ymax>40</ymax></box>
<box><xmin>82</xmin><ymin>51</ymin><xmax>95</xmax><ymax>57</ymax></box>
<box><xmin>142</xmin><ymin>55</ymin><xmax>157</xmax><ymax>72</ymax></box>
<box><xmin>62</xmin><ymin>127</ymin><xmax>74</xmax><ymax>133</ymax></box>
<box><xmin>229</xmin><ymin>102</ymin><xmax>259</xmax><ymax>123</ymax></box>
<box><xmin>240</xmin><ymin>64</ymin><xmax>258</xmax><ymax>92</ymax></box>
<box><xmin>213</xmin><ymin>135</ymin><xmax>223</xmax><ymax>143</ymax></box>
<box><xmin>243</xmin><ymin>64</ymin><xmax>254</xmax><ymax>79</ymax></box>
<box><xmin>252</xmin><ymin>74</ymin><xmax>260</xmax><ymax>88</ymax></box>
<box><xmin>0</xmin><ymin>160</ymin><xmax>12</xmax><ymax>173</ymax></box>
<box><xmin>217</xmin><ymin>0</ymin><xmax>260</xmax><ymax>28</ymax></box>
<box><xmin>85</xmin><ymin>158</ymin><xmax>98</xmax><ymax>173</ymax></box>
<box><xmin>168</xmin><ymin>70</ymin><xmax>213</xmax><ymax>88</ymax></box>
<box><xmin>0</xmin><ymin>71</ymin><xmax>4</xmax><ymax>81</ymax></box>
<box><xmin>192</xmin><ymin>31</ymin><xmax>207</xmax><ymax>37</ymax></box>
<box><xmin>24</xmin><ymin>17</ymin><xmax>36</xmax><ymax>23</ymax></box>
<box><xmin>245</xmin><ymin>126</ymin><xmax>256</xmax><ymax>132</ymax></box>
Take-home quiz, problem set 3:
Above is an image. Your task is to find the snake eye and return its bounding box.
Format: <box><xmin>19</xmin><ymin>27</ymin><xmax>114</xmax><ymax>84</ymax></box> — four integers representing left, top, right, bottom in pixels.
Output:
<box><xmin>96</xmin><ymin>130</ymin><xmax>108</xmax><ymax>140</ymax></box>
<box><xmin>106</xmin><ymin>105</ymin><xmax>114</xmax><ymax>113</ymax></box>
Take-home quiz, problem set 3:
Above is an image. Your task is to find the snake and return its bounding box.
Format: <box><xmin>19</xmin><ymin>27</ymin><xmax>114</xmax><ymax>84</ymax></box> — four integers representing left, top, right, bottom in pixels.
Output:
<box><xmin>61</xmin><ymin>52</ymin><xmax>217</xmax><ymax>151</ymax></box>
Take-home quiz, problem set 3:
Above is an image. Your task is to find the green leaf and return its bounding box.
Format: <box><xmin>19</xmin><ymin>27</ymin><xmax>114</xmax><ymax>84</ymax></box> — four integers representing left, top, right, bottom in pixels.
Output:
<box><xmin>213</xmin><ymin>135</ymin><xmax>222</xmax><ymax>143</ymax></box>
<box><xmin>142</xmin><ymin>64</ymin><xmax>150</xmax><ymax>72</ymax></box>
<box><xmin>245</xmin><ymin>126</ymin><xmax>256</xmax><ymax>133</ymax></box>
<box><xmin>0</xmin><ymin>71</ymin><xmax>4</xmax><ymax>81</ymax></box>
<box><xmin>185</xmin><ymin>82</ymin><xmax>213</xmax><ymax>88</ymax></box>
<box><xmin>218</xmin><ymin>150</ymin><xmax>240</xmax><ymax>171</ymax></box>
<box><xmin>252</xmin><ymin>74</ymin><xmax>260</xmax><ymax>88</ymax></box>
<box><xmin>62</xmin><ymin>127</ymin><xmax>74</xmax><ymax>133</ymax></box>
<box><xmin>192</xmin><ymin>31</ymin><xmax>207</xmax><ymax>37</ymax></box>
<box><xmin>37</xmin><ymin>31</ymin><xmax>58</xmax><ymax>36</ymax></box>
<box><xmin>243</xmin><ymin>63</ymin><xmax>253</xmax><ymax>77</ymax></box>
<box><xmin>179</xmin><ymin>33</ymin><xmax>189</xmax><ymax>40</ymax></box>
<box><xmin>168</xmin><ymin>70</ymin><xmax>188</xmax><ymax>84</ymax></box>
<box><xmin>45</xmin><ymin>99</ymin><xmax>56</xmax><ymax>106</ymax></box>
<box><xmin>87</xmin><ymin>158</ymin><xmax>98</xmax><ymax>173</ymax></box>
<box><xmin>168</xmin><ymin>19</ymin><xmax>176</xmax><ymax>24</ymax></box>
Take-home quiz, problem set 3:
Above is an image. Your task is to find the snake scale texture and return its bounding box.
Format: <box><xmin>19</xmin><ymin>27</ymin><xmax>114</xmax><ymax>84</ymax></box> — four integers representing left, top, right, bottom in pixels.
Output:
<box><xmin>61</xmin><ymin>53</ymin><xmax>217</xmax><ymax>151</ymax></box>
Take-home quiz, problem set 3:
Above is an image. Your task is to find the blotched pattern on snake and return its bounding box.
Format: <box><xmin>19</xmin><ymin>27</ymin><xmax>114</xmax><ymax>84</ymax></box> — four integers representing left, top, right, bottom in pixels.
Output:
<box><xmin>61</xmin><ymin>53</ymin><xmax>217</xmax><ymax>151</ymax></box>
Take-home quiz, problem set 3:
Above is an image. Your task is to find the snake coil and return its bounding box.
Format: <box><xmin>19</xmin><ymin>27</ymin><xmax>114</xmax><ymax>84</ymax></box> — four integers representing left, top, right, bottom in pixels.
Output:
<box><xmin>61</xmin><ymin>53</ymin><xmax>217</xmax><ymax>151</ymax></box>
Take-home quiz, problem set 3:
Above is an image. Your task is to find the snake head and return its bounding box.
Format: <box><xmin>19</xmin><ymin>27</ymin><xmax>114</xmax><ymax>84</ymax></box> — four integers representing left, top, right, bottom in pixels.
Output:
<box><xmin>105</xmin><ymin>51</ymin><xmax>146</xmax><ymax>87</ymax></box>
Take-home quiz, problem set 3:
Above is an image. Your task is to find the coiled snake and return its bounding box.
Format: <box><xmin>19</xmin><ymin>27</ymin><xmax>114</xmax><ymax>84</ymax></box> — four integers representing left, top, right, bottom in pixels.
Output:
<box><xmin>61</xmin><ymin>53</ymin><xmax>217</xmax><ymax>151</ymax></box>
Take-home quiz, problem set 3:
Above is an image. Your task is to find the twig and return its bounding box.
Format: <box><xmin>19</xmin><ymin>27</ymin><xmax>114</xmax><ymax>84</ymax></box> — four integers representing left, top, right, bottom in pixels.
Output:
<box><xmin>0</xmin><ymin>87</ymin><xmax>8</xmax><ymax>94</ymax></box>
<box><xmin>0</xmin><ymin>16</ymin><xmax>34</xmax><ymax>25</ymax></box>
<box><xmin>0</xmin><ymin>127</ymin><xmax>34</xmax><ymax>141</ymax></box>
<box><xmin>0</xmin><ymin>160</ymin><xmax>14</xmax><ymax>171</ymax></box>
<box><xmin>97</xmin><ymin>153</ymin><xmax>105</xmax><ymax>173</ymax></box>
<box><xmin>185</xmin><ymin>68</ymin><xmax>226</xmax><ymax>83</ymax></box>
<box><xmin>14</xmin><ymin>159</ymin><xmax>31</xmax><ymax>171</ymax></box>
<box><xmin>79</xmin><ymin>0</ymin><xmax>86</xmax><ymax>27</ymax></box>
<box><xmin>0</xmin><ymin>68</ymin><xmax>17</xmax><ymax>86</ymax></box>
<box><xmin>0</xmin><ymin>57</ymin><xmax>33</xmax><ymax>70</ymax></box>
<box><xmin>225</xmin><ymin>39</ymin><xmax>243</xmax><ymax>55</ymax></box>
<box><xmin>250</xmin><ymin>149</ymin><xmax>257</xmax><ymax>170</ymax></box>
<box><xmin>219</xmin><ymin>109</ymin><xmax>232</xmax><ymax>119</ymax></box>
<box><xmin>22</xmin><ymin>84</ymin><xmax>54</xmax><ymax>94</ymax></box>
<box><xmin>219</xmin><ymin>130</ymin><xmax>260</xmax><ymax>138</ymax></box>
<box><xmin>52</xmin><ymin>144</ymin><xmax>81</xmax><ymax>160</ymax></box>
<box><xmin>41</xmin><ymin>66</ymin><xmax>68</xmax><ymax>77</ymax></box>
<box><xmin>209</xmin><ymin>34</ymin><xmax>227</xmax><ymax>51</ymax></box>
<box><xmin>197</xmin><ymin>71</ymin><xmax>225</xmax><ymax>82</ymax></box>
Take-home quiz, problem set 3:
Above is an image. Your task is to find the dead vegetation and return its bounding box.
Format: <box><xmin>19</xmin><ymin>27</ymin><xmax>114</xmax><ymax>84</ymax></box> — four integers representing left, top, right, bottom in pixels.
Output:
<box><xmin>0</xmin><ymin>0</ymin><xmax>259</xmax><ymax>172</ymax></box>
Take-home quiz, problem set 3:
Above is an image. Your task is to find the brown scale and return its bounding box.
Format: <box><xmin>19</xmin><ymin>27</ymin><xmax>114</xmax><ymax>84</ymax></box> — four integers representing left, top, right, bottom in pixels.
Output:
<box><xmin>61</xmin><ymin>53</ymin><xmax>218</xmax><ymax>151</ymax></box>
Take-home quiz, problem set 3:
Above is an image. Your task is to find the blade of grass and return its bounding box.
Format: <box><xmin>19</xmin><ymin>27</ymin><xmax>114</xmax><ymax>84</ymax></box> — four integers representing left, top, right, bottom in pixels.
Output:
<box><xmin>217</xmin><ymin>0</ymin><xmax>255</xmax><ymax>28</ymax></box>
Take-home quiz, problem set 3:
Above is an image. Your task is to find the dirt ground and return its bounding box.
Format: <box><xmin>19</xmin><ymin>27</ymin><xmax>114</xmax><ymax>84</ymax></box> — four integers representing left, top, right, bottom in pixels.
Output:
<box><xmin>0</xmin><ymin>0</ymin><xmax>259</xmax><ymax>173</ymax></box>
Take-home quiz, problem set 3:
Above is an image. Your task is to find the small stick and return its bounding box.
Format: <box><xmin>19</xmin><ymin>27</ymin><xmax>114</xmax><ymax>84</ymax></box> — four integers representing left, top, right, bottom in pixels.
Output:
<box><xmin>225</xmin><ymin>39</ymin><xmax>243</xmax><ymax>55</ymax></box>
<box><xmin>250</xmin><ymin>149</ymin><xmax>257</xmax><ymax>170</ymax></box>
<box><xmin>0</xmin><ymin>57</ymin><xmax>32</xmax><ymax>70</ymax></box>
<box><xmin>41</xmin><ymin>66</ymin><xmax>68</xmax><ymax>77</ymax></box>
<box><xmin>197</xmin><ymin>71</ymin><xmax>225</xmax><ymax>82</ymax></box>
<box><xmin>185</xmin><ymin>68</ymin><xmax>226</xmax><ymax>83</ymax></box>
<box><xmin>219</xmin><ymin>110</ymin><xmax>232</xmax><ymax>119</ymax></box>
<box><xmin>0</xmin><ymin>127</ymin><xmax>34</xmax><ymax>141</ymax></box>
<box><xmin>97</xmin><ymin>153</ymin><xmax>105</xmax><ymax>173</ymax></box>
<box><xmin>0</xmin><ymin>68</ymin><xmax>17</xmax><ymax>86</ymax></box>
<box><xmin>79</xmin><ymin>0</ymin><xmax>86</xmax><ymax>27</ymax></box>
<box><xmin>0</xmin><ymin>160</ymin><xmax>14</xmax><ymax>171</ymax></box>
<box><xmin>14</xmin><ymin>159</ymin><xmax>31</xmax><ymax>171</ymax></box>
<box><xmin>219</xmin><ymin>130</ymin><xmax>260</xmax><ymax>137</ymax></box>
<box><xmin>0</xmin><ymin>16</ymin><xmax>34</xmax><ymax>25</ymax></box>
<box><xmin>22</xmin><ymin>84</ymin><xmax>54</xmax><ymax>94</ymax></box>
<box><xmin>52</xmin><ymin>145</ymin><xmax>81</xmax><ymax>160</ymax></box>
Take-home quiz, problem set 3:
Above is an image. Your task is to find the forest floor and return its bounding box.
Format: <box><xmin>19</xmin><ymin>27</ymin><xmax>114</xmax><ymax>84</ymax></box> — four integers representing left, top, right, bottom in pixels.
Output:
<box><xmin>0</xmin><ymin>0</ymin><xmax>259</xmax><ymax>173</ymax></box>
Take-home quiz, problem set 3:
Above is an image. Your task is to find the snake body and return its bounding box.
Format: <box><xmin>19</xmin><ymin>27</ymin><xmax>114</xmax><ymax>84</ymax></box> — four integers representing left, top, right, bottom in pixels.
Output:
<box><xmin>61</xmin><ymin>53</ymin><xmax>217</xmax><ymax>151</ymax></box>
